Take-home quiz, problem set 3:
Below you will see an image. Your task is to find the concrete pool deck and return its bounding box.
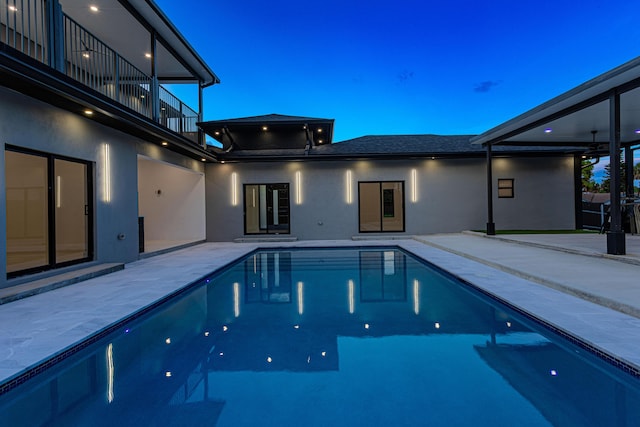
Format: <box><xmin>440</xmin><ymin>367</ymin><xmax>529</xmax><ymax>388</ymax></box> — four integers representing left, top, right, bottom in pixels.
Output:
<box><xmin>1</xmin><ymin>233</ymin><xmax>640</xmax><ymax>389</ymax></box>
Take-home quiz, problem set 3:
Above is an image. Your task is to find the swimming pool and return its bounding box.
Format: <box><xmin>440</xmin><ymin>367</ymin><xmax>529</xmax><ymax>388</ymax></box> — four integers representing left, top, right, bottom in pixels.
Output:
<box><xmin>1</xmin><ymin>247</ymin><xmax>639</xmax><ymax>426</ymax></box>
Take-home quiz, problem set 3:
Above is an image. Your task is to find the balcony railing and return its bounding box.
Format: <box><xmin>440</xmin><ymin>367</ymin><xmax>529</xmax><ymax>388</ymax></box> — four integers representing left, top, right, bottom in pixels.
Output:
<box><xmin>1</xmin><ymin>0</ymin><xmax>200</xmax><ymax>144</ymax></box>
<box><xmin>1</xmin><ymin>0</ymin><xmax>47</xmax><ymax>63</ymax></box>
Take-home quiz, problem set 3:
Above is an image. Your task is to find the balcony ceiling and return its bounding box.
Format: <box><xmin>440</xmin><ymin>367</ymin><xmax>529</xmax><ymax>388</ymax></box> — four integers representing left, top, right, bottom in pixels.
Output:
<box><xmin>59</xmin><ymin>0</ymin><xmax>218</xmax><ymax>85</ymax></box>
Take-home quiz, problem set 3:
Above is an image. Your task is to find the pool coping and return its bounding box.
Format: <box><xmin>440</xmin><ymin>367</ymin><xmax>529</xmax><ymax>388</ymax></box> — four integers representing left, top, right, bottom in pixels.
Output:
<box><xmin>1</xmin><ymin>238</ymin><xmax>640</xmax><ymax>396</ymax></box>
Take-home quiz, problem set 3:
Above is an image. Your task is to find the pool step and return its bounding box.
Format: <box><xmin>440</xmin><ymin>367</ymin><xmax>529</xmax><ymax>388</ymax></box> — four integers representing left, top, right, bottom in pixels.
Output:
<box><xmin>0</xmin><ymin>263</ymin><xmax>124</xmax><ymax>305</ymax></box>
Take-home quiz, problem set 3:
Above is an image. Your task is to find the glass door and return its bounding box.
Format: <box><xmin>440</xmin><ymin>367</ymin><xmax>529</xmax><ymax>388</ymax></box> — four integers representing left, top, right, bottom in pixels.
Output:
<box><xmin>54</xmin><ymin>159</ymin><xmax>89</xmax><ymax>264</ymax></box>
<box><xmin>5</xmin><ymin>148</ymin><xmax>92</xmax><ymax>277</ymax></box>
<box><xmin>244</xmin><ymin>184</ymin><xmax>290</xmax><ymax>234</ymax></box>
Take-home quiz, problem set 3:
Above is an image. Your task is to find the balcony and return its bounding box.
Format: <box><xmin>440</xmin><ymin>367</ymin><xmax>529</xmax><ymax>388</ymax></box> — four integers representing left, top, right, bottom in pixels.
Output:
<box><xmin>0</xmin><ymin>0</ymin><xmax>217</xmax><ymax>146</ymax></box>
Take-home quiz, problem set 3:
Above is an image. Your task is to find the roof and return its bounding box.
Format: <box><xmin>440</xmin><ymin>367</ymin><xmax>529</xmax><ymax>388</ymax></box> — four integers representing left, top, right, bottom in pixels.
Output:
<box><xmin>213</xmin><ymin>133</ymin><xmax>583</xmax><ymax>161</ymax></box>
<box><xmin>202</xmin><ymin>114</ymin><xmax>334</xmax><ymax>126</ymax></box>
<box><xmin>471</xmin><ymin>56</ymin><xmax>640</xmax><ymax>147</ymax></box>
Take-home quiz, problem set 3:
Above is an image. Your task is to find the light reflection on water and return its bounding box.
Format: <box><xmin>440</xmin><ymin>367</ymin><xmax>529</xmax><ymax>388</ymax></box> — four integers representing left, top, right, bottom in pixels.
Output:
<box><xmin>1</xmin><ymin>248</ymin><xmax>640</xmax><ymax>427</ymax></box>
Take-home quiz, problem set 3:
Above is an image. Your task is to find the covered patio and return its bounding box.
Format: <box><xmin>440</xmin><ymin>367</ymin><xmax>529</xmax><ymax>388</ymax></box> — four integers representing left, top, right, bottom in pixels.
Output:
<box><xmin>472</xmin><ymin>56</ymin><xmax>640</xmax><ymax>255</ymax></box>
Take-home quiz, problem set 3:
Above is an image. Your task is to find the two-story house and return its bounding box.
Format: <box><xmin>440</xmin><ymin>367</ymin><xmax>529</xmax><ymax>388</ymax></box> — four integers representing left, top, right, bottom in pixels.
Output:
<box><xmin>1</xmin><ymin>0</ymin><xmax>218</xmax><ymax>285</ymax></box>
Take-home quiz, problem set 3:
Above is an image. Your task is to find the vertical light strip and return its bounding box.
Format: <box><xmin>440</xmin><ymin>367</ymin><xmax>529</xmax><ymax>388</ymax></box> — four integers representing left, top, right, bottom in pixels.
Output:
<box><xmin>233</xmin><ymin>282</ymin><xmax>240</xmax><ymax>318</ymax></box>
<box><xmin>103</xmin><ymin>144</ymin><xmax>111</xmax><ymax>203</ymax></box>
<box><xmin>413</xmin><ymin>279</ymin><xmax>420</xmax><ymax>315</ymax></box>
<box><xmin>348</xmin><ymin>279</ymin><xmax>355</xmax><ymax>314</ymax></box>
<box><xmin>106</xmin><ymin>343</ymin><xmax>114</xmax><ymax>403</ymax></box>
<box><xmin>231</xmin><ymin>172</ymin><xmax>238</xmax><ymax>206</ymax></box>
<box><xmin>411</xmin><ymin>169</ymin><xmax>417</xmax><ymax>202</ymax></box>
<box><xmin>295</xmin><ymin>171</ymin><xmax>302</xmax><ymax>204</ymax></box>
<box><xmin>345</xmin><ymin>170</ymin><xmax>353</xmax><ymax>204</ymax></box>
<box><xmin>55</xmin><ymin>176</ymin><xmax>62</xmax><ymax>208</ymax></box>
<box><xmin>297</xmin><ymin>281</ymin><xmax>304</xmax><ymax>315</ymax></box>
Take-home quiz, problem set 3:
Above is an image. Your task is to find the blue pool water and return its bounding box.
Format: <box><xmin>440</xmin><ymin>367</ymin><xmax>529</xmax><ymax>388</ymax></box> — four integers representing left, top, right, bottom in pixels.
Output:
<box><xmin>1</xmin><ymin>248</ymin><xmax>640</xmax><ymax>426</ymax></box>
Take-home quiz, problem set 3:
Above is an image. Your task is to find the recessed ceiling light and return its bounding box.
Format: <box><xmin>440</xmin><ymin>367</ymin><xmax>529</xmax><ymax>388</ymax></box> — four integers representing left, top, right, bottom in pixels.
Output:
<box><xmin>317</xmin><ymin>128</ymin><xmax>322</xmax><ymax>133</ymax></box>
<box><xmin>89</xmin><ymin>5</ymin><xmax>99</xmax><ymax>12</ymax></box>
<box><xmin>262</xmin><ymin>126</ymin><xmax>268</xmax><ymax>131</ymax></box>
<box><xmin>161</xmin><ymin>142</ymin><xmax>168</xmax><ymax>146</ymax></box>
<box><xmin>84</xmin><ymin>109</ymin><xmax>93</xmax><ymax>115</ymax></box>
<box><xmin>201</xmin><ymin>158</ymin><xmax>207</xmax><ymax>162</ymax></box>
<box><xmin>140</xmin><ymin>95</ymin><xmax>145</xmax><ymax>99</ymax></box>
<box><xmin>544</xmin><ymin>128</ymin><xmax>552</xmax><ymax>133</ymax></box>
<box><xmin>82</xmin><ymin>52</ymin><xmax>90</xmax><ymax>58</ymax></box>
<box><xmin>8</xmin><ymin>5</ymin><xmax>17</xmax><ymax>11</ymax></box>
<box><xmin>145</xmin><ymin>53</ymin><xmax>152</xmax><ymax>58</ymax></box>
<box><xmin>318</xmin><ymin>139</ymin><xmax>324</xmax><ymax>144</ymax></box>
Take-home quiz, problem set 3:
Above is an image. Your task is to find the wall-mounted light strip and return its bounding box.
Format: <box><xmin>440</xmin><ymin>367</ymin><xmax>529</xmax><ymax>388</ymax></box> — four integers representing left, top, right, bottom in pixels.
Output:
<box><xmin>345</xmin><ymin>170</ymin><xmax>353</xmax><ymax>204</ymax></box>
<box><xmin>411</xmin><ymin>169</ymin><xmax>417</xmax><ymax>202</ymax></box>
<box><xmin>295</xmin><ymin>171</ymin><xmax>302</xmax><ymax>204</ymax></box>
<box><xmin>103</xmin><ymin>144</ymin><xmax>111</xmax><ymax>203</ymax></box>
<box><xmin>231</xmin><ymin>172</ymin><xmax>238</xmax><ymax>206</ymax></box>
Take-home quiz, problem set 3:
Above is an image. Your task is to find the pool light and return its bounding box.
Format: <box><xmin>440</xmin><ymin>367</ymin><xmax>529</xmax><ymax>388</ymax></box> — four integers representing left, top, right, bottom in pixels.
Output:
<box><xmin>550</xmin><ymin>370</ymin><xmax>558</xmax><ymax>376</ymax></box>
<box><xmin>267</xmin><ymin>356</ymin><xmax>273</xmax><ymax>363</ymax></box>
<box><xmin>223</xmin><ymin>325</ymin><xmax>228</xmax><ymax>332</ymax></box>
<box><xmin>165</xmin><ymin>372</ymin><xmax>172</xmax><ymax>378</ymax></box>
<box><xmin>364</xmin><ymin>323</ymin><xmax>370</xmax><ymax>329</ymax></box>
<box><xmin>165</xmin><ymin>338</ymin><xmax>171</xmax><ymax>345</ymax></box>
<box><xmin>544</xmin><ymin>128</ymin><xmax>552</xmax><ymax>133</ymax></box>
<box><xmin>435</xmin><ymin>322</ymin><xmax>441</xmax><ymax>329</ymax></box>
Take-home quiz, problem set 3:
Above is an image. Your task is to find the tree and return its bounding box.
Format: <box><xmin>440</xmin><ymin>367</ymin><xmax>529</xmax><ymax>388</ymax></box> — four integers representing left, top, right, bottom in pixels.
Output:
<box><xmin>600</xmin><ymin>160</ymin><xmax>626</xmax><ymax>193</ymax></box>
<box><xmin>581</xmin><ymin>159</ymin><xmax>598</xmax><ymax>192</ymax></box>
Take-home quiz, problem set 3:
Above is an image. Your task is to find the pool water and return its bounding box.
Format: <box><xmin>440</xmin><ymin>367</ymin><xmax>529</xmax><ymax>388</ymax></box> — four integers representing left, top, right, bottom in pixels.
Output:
<box><xmin>1</xmin><ymin>248</ymin><xmax>639</xmax><ymax>426</ymax></box>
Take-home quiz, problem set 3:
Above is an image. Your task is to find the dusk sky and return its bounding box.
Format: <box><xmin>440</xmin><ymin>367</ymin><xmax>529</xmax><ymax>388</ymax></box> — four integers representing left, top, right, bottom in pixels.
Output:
<box><xmin>157</xmin><ymin>0</ymin><xmax>640</xmax><ymax>146</ymax></box>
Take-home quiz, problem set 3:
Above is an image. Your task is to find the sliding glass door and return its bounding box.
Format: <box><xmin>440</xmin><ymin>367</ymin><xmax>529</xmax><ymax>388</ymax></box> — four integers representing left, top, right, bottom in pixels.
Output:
<box><xmin>5</xmin><ymin>148</ymin><xmax>92</xmax><ymax>277</ymax></box>
<box><xmin>244</xmin><ymin>184</ymin><xmax>290</xmax><ymax>234</ymax></box>
<box><xmin>358</xmin><ymin>181</ymin><xmax>405</xmax><ymax>233</ymax></box>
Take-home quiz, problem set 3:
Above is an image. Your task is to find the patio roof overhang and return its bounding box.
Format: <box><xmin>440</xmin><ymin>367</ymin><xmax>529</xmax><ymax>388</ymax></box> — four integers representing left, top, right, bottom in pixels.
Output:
<box><xmin>470</xmin><ymin>56</ymin><xmax>640</xmax><ymax>149</ymax></box>
<box><xmin>472</xmin><ymin>56</ymin><xmax>640</xmax><ymax>255</ymax></box>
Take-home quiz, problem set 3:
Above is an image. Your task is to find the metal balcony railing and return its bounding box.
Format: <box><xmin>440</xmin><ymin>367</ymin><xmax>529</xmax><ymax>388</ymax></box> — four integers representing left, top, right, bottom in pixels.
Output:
<box><xmin>159</xmin><ymin>86</ymin><xmax>199</xmax><ymax>140</ymax></box>
<box><xmin>63</xmin><ymin>14</ymin><xmax>153</xmax><ymax>119</ymax></box>
<box><xmin>1</xmin><ymin>0</ymin><xmax>200</xmax><ymax>144</ymax></box>
<box><xmin>1</xmin><ymin>0</ymin><xmax>47</xmax><ymax>63</ymax></box>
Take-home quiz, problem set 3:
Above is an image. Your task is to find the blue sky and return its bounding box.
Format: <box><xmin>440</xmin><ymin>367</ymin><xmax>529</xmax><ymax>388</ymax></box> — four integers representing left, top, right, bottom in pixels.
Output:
<box><xmin>157</xmin><ymin>0</ymin><xmax>640</xmax><ymax>146</ymax></box>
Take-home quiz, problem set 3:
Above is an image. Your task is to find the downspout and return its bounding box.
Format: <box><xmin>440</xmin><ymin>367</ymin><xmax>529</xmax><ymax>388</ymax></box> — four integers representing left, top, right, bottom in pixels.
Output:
<box><xmin>486</xmin><ymin>142</ymin><xmax>495</xmax><ymax>235</ymax></box>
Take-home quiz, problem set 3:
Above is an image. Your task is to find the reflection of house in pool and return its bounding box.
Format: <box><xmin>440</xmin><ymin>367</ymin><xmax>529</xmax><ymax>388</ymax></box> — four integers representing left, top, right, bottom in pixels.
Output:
<box><xmin>475</xmin><ymin>339</ymin><xmax>640</xmax><ymax>426</ymax></box>
<box><xmin>204</xmin><ymin>250</ymin><xmax>523</xmax><ymax>373</ymax></box>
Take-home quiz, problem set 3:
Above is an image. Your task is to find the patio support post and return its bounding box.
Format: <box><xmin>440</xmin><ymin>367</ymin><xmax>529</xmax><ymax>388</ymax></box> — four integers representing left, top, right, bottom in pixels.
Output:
<box><xmin>46</xmin><ymin>0</ymin><xmax>64</xmax><ymax>73</ymax></box>
<box><xmin>486</xmin><ymin>142</ymin><xmax>496</xmax><ymax>235</ymax></box>
<box><xmin>198</xmin><ymin>82</ymin><xmax>205</xmax><ymax>147</ymax></box>
<box><xmin>625</xmin><ymin>145</ymin><xmax>634</xmax><ymax>197</ymax></box>
<box><xmin>150</xmin><ymin>31</ymin><xmax>160</xmax><ymax>123</ymax></box>
<box><xmin>607</xmin><ymin>90</ymin><xmax>625</xmax><ymax>255</ymax></box>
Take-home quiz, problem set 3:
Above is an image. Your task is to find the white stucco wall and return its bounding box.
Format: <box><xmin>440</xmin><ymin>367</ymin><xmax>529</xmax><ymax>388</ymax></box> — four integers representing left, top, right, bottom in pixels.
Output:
<box><xmin>137</xmin><ymin>156</ymin><xmax>206</xmax><ymax>244</ymax></box>
<box><xmin>205</xmin><ymin>156</ymin><xmax>576</xmax><ymax>241</ymax></box>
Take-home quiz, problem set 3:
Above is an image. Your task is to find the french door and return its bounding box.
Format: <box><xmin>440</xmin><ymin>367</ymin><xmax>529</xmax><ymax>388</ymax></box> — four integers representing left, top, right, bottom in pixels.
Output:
<box><xmin>244</xmin><ymin>184</ymin><xmax>290</xmax><ymax>234</ymax></box>
<box><xmin>5</xmin><ymin>147</ymin><xmax>93</xmax><ymax>277</ymax></box>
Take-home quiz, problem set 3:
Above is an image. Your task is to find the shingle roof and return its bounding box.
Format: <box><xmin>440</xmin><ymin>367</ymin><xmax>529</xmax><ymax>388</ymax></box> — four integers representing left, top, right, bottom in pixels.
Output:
<box><xmin>215</xmin><ymin>133</ymin><xmax>583</xmax><ymax>161</ymax></box>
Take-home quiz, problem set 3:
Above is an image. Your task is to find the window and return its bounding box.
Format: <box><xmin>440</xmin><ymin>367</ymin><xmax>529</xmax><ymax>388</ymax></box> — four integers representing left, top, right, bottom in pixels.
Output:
<box><xmin>244</xmin><ymin>184</ymin><xmax>290</xmax><ymax>234</ymax></box>
<box><xmin>498</xmin><ymin>179</ymin><xmax>514</xmax><ymax>198</ymax></box>
<box><xmin>358</xmin><ymin>181</ymin><xmax>405</xmax><ymax>232</ymax></box>
<box><xmin>5</xmin><ymin>147</ymin><xmax>93</xmax><ymax>277</ymax></box>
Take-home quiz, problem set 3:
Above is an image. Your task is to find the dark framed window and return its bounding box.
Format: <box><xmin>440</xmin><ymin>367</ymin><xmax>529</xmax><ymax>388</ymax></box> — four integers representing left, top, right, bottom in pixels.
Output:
<box><xmin>5</xmin><ymin>146</ymin><xmax>93</xmax><ymax>278</ymax></box>
<box><xmin>498</xmin><ymin>179</ymin><xmax>514</xmax><ymax>198</ymax></box>
<box><xmin>358</xmin><ymin>181</ymin><xmax>405</xmax><ymax>232</ymax></box>
<box><xmin>243</xmin><ymin>183</ymin><xmax>290</xmax><ymax>235</ymax></box>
